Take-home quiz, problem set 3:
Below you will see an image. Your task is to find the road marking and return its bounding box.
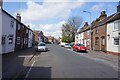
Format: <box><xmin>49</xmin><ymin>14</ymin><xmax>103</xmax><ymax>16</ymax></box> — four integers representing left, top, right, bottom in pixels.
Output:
<box><xmin>24</xmin><ymin>60</ymin><xmax>36</xmax><ymax>79</ymax></box>
<box><xmin>18</xmin><ymin>55</ymin><xmax>33</xmax><ymax>58</ymax></box>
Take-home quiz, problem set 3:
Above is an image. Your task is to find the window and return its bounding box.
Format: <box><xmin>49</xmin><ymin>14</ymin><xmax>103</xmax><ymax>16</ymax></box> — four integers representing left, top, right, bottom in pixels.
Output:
<box><xmin>95</xmin><ymin>37</ymin><xmax>99</xmax><ymax>45</ymax></box>
<box><xmin>10</xmin><ymin>20</ymin><xmax>14</xmax><ymax>28</ymax></box>
<box><xmin>101</xmin><ymin>36</ymin><xmax>105</xmax><ymax>46</ymax></box>
<box><xmin>18</xmin><ymin>24</ymin><xmax>21</xmax><ymax>30</ymax></box>
<box><xmin>87</xmin><ymin>39</ymin><xmax>90</xmax><ymax>45</ymax></box>
<box><xmin>26</xmin><ymin>29</ymin><xmax>28</xmax><ymax>33</ymax></box>
<box><xmin>95</xmin><ymin>27</ymin><xmax>99</xmax><ymax>34</ymax></box>
<box><xmin>17</xmin><ymin>37</ymin><xmax>20</xmax><ymax>45</ymax></box>
<box><xmin>2</xmin><ymin>36</ymin><xmax>5</xmax><ymax>45</ymax></box>
<box><xmin>113</xmin><ymin>37</ymin><xmax>119</xmax><ymax>45</ymax></box>
<box><xmin>87</xmin><ymin>31</ymin><xmax>89</xmax><ymax>35</ymax></box>
<box><xmin>114</xmin><ymin>22</ymin><xmax>118</xmax><ymax>30</ymax></box>
<box><xmin>8</xmin><ymin>35</ymin><xmax>13</xmax><ymax>44</ymax></box>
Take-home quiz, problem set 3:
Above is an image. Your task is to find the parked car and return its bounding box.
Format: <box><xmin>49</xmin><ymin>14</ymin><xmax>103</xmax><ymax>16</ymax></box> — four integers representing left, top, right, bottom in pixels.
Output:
<box><xmin>64</xmin><ymin>43</ymin><xmax>71</xmax><ymax>48</ymax></box>
<box><xmin>72</xmin><ymin>44</ymin><xmax>87</xmax><ymax>52</ymax></box>
<box><xmin>60</xmin><ymin>42</ymin><xmax>66</xmax><ymax>47</ymax></box>
<box><xmin>37</xmin><ymin>42</ymin><xmax>48</xmax><ymax>52</ymax></box>
<box><xmin>70</xmin><ymin>42</ymin><xmax>75</xmax><ymax>47</ymax></box>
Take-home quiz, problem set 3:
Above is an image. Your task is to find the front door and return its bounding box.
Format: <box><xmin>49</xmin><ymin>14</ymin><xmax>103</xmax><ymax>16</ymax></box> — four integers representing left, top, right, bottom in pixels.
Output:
<box><xmin>101</xmin><ymin>36</ymin><xmax>105</xmax><ymax>51</ymax></box>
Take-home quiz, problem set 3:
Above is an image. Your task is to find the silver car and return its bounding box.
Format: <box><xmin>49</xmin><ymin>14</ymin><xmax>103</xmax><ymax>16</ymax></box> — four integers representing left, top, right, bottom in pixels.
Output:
<box><xmin>37</xmin><ymin>43</ymin><xmax>48</xmax><ymax>52</ymax></box>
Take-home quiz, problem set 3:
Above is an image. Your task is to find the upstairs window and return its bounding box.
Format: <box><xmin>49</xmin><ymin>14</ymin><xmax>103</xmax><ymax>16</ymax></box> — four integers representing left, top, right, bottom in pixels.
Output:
<box><xmin>87</xmin><ymin>31</ymin><xmax>89</xmax><ymax>35</ymax></box>
<box><xmin>95</xmin><ymin>27</ymin><xmax>99</xmax><ymax>34</ymax></box>
<box><xmin>114</xmin><ymin>21</ymin><xmax>120</xmax><ymax>30</ymax></box>
<box><xmin>26</xmin><ymin>29</ymin><xmax>28</xmax><ymax>33</ymax></box>
<box><xmin>18</xmin><ymin>24</ymin><xmax>21</xmax><ymax>30</ymax></box>
<box><xmin>95</xmin><ymin>37</ymin><xmax>99</xmax><ymax>45</ymax></box>
<box><xmin>10</xmin><ymin>20</ymin><xmax>14</xmax><ymax>28</ymax></box>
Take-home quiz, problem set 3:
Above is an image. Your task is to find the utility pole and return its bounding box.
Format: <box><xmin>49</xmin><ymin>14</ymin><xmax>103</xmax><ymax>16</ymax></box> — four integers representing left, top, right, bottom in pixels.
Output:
<box><xmin>83</xmin><ymin>11</ymin><xmax>92</xmax><ymax>51</ymax></box>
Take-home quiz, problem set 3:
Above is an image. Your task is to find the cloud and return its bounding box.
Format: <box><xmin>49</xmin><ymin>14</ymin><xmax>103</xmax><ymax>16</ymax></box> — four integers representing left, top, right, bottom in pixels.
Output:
<box><xmin>19</xmin><ymin>0</ymin><xmax>85</xmax><ymax>23</ymax></box>
<box><xmin>90</xmin><ymin>3</ymin><xmax>105</xmax><ymax>12</ymax></box>
<box><xmin>28</xmin><ymin>21</ymin><xmax>65</xmax><ymax>38</ymax></box>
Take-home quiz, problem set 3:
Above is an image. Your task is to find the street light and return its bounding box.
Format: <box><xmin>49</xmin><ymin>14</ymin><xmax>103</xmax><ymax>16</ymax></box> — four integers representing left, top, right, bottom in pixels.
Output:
<box><xmin>83</xmin><ymin>11</ymin><xmax>92</xmax><ymax>51</ymax></box>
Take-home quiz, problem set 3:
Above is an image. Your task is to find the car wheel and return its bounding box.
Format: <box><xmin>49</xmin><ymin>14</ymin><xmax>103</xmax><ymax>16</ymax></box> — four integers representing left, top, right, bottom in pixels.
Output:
<box><xmin>72</xmin><ymin>48</ymin><xmax>74</xmax><ymax>51</ymax></box>
<box><xmin>76</xmin><ymin>49</ymin><xmax>78</xmax><ymax>52</ymax></box>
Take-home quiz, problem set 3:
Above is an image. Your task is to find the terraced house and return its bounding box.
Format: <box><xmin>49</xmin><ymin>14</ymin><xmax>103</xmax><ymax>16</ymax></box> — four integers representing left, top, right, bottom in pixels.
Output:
<box><xmin>0</xmin><ymin>6</ymin><xmax>34</xmax><ymax>54</ymax></box>
<box><xmin>75</xmin><ymin>22</ymin><xmax>90</xmax><ymax>50</ymax></box>
<box><xmin>106</xmin><ymin>2</ymin><xmax>120</xmax><ymax>55</ymax></box>
<box><xmin>91</xmin><ymin>11</ymin><xmax>108</xmax><ymax>52</ymax></box>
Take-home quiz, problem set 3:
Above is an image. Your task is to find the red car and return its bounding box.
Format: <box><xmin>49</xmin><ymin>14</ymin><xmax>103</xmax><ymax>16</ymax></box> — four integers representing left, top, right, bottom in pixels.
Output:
<box><xmin>72</xmin><ymin>44</ymin><xmax>87</xmax><ymax>52</ymax></box>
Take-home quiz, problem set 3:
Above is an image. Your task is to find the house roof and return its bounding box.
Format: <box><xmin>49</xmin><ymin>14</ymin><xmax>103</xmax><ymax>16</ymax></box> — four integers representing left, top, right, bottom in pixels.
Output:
<box><xmin>91</xmin><ymin>16</ymin><xmax>112</xmax><ymax>29</ymax></box>
<box><xmin>91</xmin><ymin>12</ymin><xmax>120</xmax><ymax>28</ymax></box>
<box><xmin>107</xmin><ymin>12</ymin><xmax>120</xmax><ymax>23</ymax></box>
<box><xmin>2</xmin><ymin>9</ymin><xmax>33</xmax><ymax>32</ymax></box>
<box><xmin>77</xmin><ymin>22</ymin><xmax>90</xmax><ymax>34</ymax></box>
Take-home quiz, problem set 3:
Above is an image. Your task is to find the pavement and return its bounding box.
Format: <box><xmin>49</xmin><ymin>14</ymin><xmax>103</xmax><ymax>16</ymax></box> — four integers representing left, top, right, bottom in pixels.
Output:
<box><xmin>2</xmin><ymin>44</ymin><xmax>119</xmax><ymax>79</ymax></box>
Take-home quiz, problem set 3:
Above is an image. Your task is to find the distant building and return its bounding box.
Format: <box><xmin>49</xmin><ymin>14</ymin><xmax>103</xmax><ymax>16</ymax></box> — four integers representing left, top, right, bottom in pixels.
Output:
<box><xmin>46</xmin><ymin>36</ymin><xmax>54</xmax><ymax>43</ymax></box>
<box><xmin>75</xmin><ymin>22</ymin><xmax>90</xmax><ymax>50</ymax></box>
<box><xmin>33</xmin><ymin>30</ymin><xmax>46</xmax><ymax>45</ymax></box>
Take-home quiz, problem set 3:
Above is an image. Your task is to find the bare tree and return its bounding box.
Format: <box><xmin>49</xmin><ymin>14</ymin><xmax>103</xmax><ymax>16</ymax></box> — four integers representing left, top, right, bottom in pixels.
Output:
<box><xmin>67</xmin><ymin>16</ymin><xmax>83</xmax><ymax>33</ymax></box>
<box><xmin>62</xmin><ymin>16</ymin><xmax>83</xmax><ymax>42</ymax></box>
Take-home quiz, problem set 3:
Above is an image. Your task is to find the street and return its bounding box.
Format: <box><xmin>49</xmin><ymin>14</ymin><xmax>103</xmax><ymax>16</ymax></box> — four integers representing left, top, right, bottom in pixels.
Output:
<box><xmin>2</xmin><ymin>44</ymin><xmax>118</xmax><ymax>79</ymax></box>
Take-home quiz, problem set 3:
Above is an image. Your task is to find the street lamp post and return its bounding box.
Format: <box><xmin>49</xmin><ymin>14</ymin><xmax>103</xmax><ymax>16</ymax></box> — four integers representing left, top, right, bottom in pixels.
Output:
<box><xmin>83</xmin><ymin>11</ymin><xmax>92</xmax><ymax>51</ymax></box>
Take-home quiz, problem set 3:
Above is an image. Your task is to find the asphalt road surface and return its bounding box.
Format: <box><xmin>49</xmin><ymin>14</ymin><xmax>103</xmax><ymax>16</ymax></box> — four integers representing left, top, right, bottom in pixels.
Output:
<box><xmin>24</xmin><ymin>44</ymin><xmax>118</xmax><ymax>78</ymax></box>
<box><xmin>2</xmin><ymin>44</ymin><xmax>118</xmax><ymax>79</ymax></box>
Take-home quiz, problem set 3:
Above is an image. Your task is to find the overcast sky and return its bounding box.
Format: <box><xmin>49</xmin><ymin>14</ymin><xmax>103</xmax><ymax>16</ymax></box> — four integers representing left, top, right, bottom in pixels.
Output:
<box><xmin>3</xmin><ymin>0</ymin><xmax>118</xmax><ymax>38</ymax></box>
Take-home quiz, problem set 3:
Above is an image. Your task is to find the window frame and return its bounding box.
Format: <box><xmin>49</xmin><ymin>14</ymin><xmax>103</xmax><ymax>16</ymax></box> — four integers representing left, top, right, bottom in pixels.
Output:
<box><xmin>95</xmin><ymin>37</ymin><xmax>99</xmax><ymax>46</ymax></box>
<box><xmin>18</xmin><ymin>24</ymin><xmax>21</xmax><ymax>31</ymax></box>
<box><xmin>113</xmin><ymin>37</ymin><xmax>120</xmax><ymax>46</ymax></box>
<box><xmin>2</xmin><ymin>36</ymin><xmax>5</xmax><ymax>45</ymax></box>
<box><xmin>8</xmin><ymin>35</ymin><xmax>13</xmax><ymax>44</ymax></box>
<box><xmin>10</xmin><ymin>20</ymin><xmax>14</xmax><ymax>28</ymax></box>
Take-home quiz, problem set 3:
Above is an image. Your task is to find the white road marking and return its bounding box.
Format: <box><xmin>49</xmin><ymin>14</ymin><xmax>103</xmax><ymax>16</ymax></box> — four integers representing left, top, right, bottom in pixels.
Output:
<box><xmin>24</xmin><ymin>61</ymin><xmax>36</xmax><ymax>79</ymax></box>
<box><xmin>18</xmin><ymin>55</ymin><xmax>33</xmax><ymax>58</ymax></box>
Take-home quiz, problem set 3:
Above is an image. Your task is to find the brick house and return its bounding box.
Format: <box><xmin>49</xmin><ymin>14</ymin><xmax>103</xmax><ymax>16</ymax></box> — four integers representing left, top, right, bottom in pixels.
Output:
<box><xmin>33</xmin><ymin>30</ymin><xmax>46</xmax><ymax>45</ymax></box>
<box><xmin>91</xmin><ymin>11</ymin><xmax>109</xmax><ymax>52</ymax></box>
<box><xmin>47</xmin><ymin>36</ymin><xmax>54</xmax><ymax>43</ymax></box>
<box><xmin>15</xmin><ymin>13</ymin><xmax>33</xmax><ymax>51</ymax></box>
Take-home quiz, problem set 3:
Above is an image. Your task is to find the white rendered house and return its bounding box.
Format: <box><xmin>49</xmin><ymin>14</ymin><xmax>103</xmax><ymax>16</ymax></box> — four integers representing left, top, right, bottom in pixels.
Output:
<box><xmin>1</xmin><ymin>9</ymin><xmax>16</xmax><ymax>54</ymax></box>
<box><xmin>28</xmin><ymin>29</ymin><xmax>33</xmax><ymax>48</ymax></box>
<box><xmin>107</xmin><ymin>18</ymin><xmax>120</xmax><ymax>55</ymax></box>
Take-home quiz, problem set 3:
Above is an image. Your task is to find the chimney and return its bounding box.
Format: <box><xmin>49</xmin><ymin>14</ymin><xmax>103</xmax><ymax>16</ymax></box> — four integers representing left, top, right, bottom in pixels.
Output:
<box><xmin>99</xmin><ymin>11</ymin><xmax>107</xmax><ymax>20</ymax></box>
<box><xmin>28</xmin><ymin>25</ymin><xmax>30</xmax><ymax>28</ymax></box>
<box><xmin>0</xmin><ymin>0</ymin><xmax>3</xmax><ymax>9</ymax></box>
<box><xmin>84</xmin><ymin>22</ymin><xmax>88</xmax><ymax>26</ymax></box>
<box><xmin>117</xmin><ymin>1</ymin><xmax>120</xmax><ymax>12</ymax></box>
<box><xmin>16</xmin><ymin>13</ymin><xmax>21</xmax><ymax>22</ymax></box>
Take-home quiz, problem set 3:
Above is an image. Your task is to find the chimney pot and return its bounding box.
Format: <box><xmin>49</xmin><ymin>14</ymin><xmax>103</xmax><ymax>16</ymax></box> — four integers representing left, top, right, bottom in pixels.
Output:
<box><xmin>99</xmin><ymin>11</ymin><xmax>107</xmax><ymax>20</ymax></box>
<box><xmin>117</xmin><ymin>1</ymin><xmax>120</xmax><ymax>12</ymax></box>
<box><xmin>16</xmin><ymin>13</ymin><xmax>21</xmax><ymax>22</ymax></box>
<box><xmin>0</xmin><ymin>0</ymin><xmax>3</xmax><ymax>9</ymax></box>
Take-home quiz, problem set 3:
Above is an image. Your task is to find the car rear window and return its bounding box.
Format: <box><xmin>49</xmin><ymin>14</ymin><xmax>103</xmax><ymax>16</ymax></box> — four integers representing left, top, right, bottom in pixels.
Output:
<box><xmin>76</xmin><ymin>44</ymin><xmax>84</xmax><ymax>46</ymax></box>
<box><xmin>38</xmin><ymin>44</ymin><xmax>45</xmax><ymax>46</ymax></box>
